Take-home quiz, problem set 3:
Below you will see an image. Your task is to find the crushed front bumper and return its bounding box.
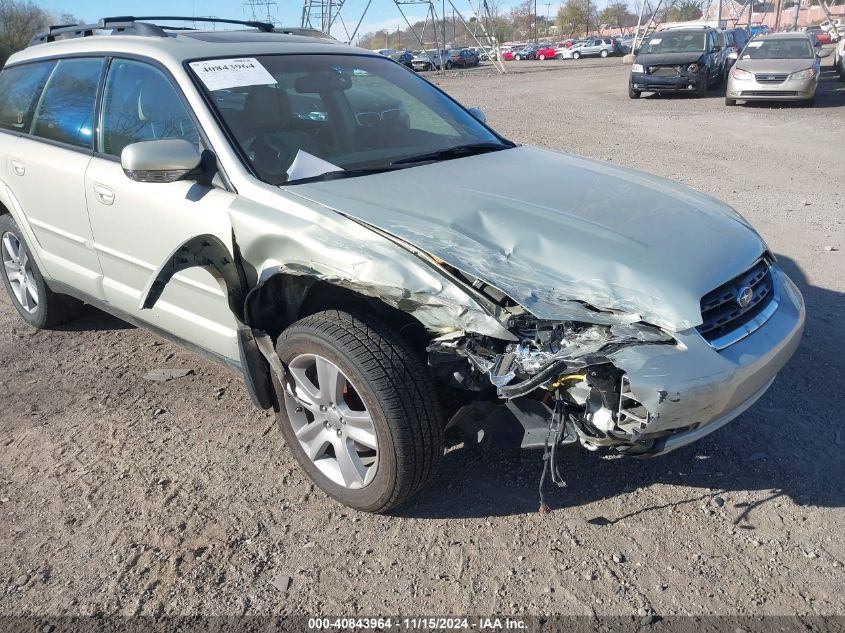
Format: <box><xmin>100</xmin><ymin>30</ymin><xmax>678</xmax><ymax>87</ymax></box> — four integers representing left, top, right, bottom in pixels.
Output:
<box><xmin>630</xmin><ymin>71</ymin><xmax>705</xmax><ymax>93</ymax></box>
<box><xmin>610</xmin><ymin>265</ymin><xmax>805</xmax><ymax>454</ymax></box>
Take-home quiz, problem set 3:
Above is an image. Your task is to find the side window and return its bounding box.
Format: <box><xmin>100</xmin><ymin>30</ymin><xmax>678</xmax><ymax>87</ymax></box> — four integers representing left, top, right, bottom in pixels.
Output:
<box><xmin>100</xmin><ymin>59</ymin><xmax>199</xmax><ymax>157</ymax></box>
<box><xmin>0</xmin><ymin>62</ymin><xmax>55</xmax><ymax>133</ymax></box>
<box><xmin>31</xmin><ymin>58</ymin><xmax>104</xmax><ymax>149</ymax></box>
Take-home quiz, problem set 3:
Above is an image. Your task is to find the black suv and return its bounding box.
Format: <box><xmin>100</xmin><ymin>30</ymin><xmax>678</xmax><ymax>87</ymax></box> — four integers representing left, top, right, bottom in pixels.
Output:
<box><xmin>629</xmin><ymin>27</ymin><xmax>724</xmax><ymax>98</ymax></box>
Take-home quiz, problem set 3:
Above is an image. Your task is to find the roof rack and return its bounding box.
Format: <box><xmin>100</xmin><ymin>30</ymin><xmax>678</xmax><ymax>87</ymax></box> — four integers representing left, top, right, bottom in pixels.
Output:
<box><xmin>28</xmin><ymin>15</ymin><xmax>276</xmax><ymax>47</ymax></box>
<box><xmin>101</xmin><ymin>16</ymin><xmax>275</xmax><ymax>33</ymax></box>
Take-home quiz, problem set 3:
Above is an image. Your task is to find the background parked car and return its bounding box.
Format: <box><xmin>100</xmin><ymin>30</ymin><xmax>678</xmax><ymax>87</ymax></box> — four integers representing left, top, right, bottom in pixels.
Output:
<box><xmin>535</xmin><ymin>45</ymin><xmax>557</xmax><ymax>60</ymax></box>
<box><xmin>749</xmin><ymin>24</ymin><xmax>771</xmax><ymax>36</ymax></box>
<box><xmin>411</xmin><ymin>49</ymin><xmax>450</xmax><ymax>70</ymax></box>
<box><xmin>560</xmin><ymin>38</ymin><xmax>616</xmax><ymax>59</ymax></box>
<box><xmin>389</xmin><ymin>50</ymin><xmax>414</xmax><ymax>68</ymax></box>
<box><xmin>512</xmin><ymin>44</ymin><xmax>541</xmax><ymax>60</ymax></box>
<box><xmin>447</xmin><ymin>48</ymin><xmax>480</xmax><ymax>67</ymax></box>
<box><xmin>834</xmin><ymin>35</ymin><xmax>845</xmax><ymax>79</ymax></box>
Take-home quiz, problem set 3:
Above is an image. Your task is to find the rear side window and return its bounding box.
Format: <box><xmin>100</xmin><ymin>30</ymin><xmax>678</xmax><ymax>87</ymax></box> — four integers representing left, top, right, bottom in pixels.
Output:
<box><xmin>0</xmin><ymin>62</ymin><xmax>55</xmax><ymax>133</ymax></box>
<box><xmin>100</xmin><ymin>59</ymin><xmax>199</xmax><ymax>157</ymax></box>
<box><xmin>31</xmin><ymin>58</ymin><xmax>105</xmax><ymax>149</ymax></box>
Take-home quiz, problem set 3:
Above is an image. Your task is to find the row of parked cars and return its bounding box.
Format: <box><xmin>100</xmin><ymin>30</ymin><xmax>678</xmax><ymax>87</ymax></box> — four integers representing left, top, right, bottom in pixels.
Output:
<box><xmin>499</xmin><ymin>38</ymin><xmax>626</xmax><ymax>61</ymax></box>
<box><xmin>628</xmin><ymin>24</ymin><xmax>829</xmax><ymax>106</ymax></box>
<box><xmin>376</xmin><ymin>47</ymin><xmax>483</xmax><ymax>71</ymax></box>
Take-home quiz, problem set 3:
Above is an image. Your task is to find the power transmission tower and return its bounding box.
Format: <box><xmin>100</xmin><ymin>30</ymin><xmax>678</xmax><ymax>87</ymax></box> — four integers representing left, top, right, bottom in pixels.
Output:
<box><xmin>244</xmin><ymin>0</ymin><xmax>279</xmax><ymax>24</ymax></box>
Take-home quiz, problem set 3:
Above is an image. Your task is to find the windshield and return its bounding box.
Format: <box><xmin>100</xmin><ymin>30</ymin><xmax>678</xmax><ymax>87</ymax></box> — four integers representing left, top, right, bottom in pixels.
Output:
<box><xmin>191</xmin><ymin>54</ymin><xmax>507</xmax><ymax>185</ymax></box>
<box><xmin>741</xmin><ymin>38</ymin><xmax>814</xmax><ymax>59</ymax></box>
<box><xmin>642</xmin><ymin>31</ymin><xmax>706</xmax><ymax>54</ymax></box>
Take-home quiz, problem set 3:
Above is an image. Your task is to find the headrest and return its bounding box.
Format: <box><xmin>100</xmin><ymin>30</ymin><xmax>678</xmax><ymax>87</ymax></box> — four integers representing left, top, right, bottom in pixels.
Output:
<box><xmin>244</xmin><ymin>86</ymin><xmax>293</xmax><ymax>131</ymax></box>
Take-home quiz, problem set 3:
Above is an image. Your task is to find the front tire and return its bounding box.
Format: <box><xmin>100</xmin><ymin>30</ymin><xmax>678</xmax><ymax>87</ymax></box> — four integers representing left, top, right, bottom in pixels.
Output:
<box><xmin>629</xmin><ymin>85</ymin><xmax>641</xmax><ymax>99</ymax></box>
<box><xmin>0</xmin><ymin>214</ymin><xmax>82</xmax><ymax>329</ymax></box>
<box><xmin>275</xmin><ymin>310</ymin><xmax>444</xmax><ymax>513</ymax></box>
<box><xmin>573</xmin><ymin>51</ymin><xmax>581</xmax><ymax>59</ymax></box>
<box><xmin>515</xmin><ymin>54</ymin><xmax>522</xmax><ymax>60</ymax></box>
<box><xmin>539</xmin><ymin>54</ymin><xmax>546</xmax><ymax>60</ymax></box>
<box><xmin>725</xmin><ymin>96</ymin><xmax>737</xmax><ymax>106</ymax></box>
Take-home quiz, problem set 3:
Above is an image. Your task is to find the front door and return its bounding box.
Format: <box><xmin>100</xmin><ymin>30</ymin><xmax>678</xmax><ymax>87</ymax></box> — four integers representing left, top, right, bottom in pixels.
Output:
<box><xmin>84</xmin><ymin>57</ymin><xmax>240</xmax><ymax>361</ymax></box>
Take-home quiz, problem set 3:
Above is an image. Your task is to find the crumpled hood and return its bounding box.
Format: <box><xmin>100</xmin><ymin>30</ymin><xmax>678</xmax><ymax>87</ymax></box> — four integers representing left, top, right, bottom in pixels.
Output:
<box><xmin>283</xmin><ymin>145</ymin><xmax>766</xmax><ymax>332</ymax></box>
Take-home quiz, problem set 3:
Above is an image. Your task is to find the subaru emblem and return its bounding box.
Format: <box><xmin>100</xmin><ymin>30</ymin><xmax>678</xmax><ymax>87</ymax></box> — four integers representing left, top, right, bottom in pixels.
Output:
<box><xmin>736</xmin><ymin>286</ymin><xmax>753</xmax><ymax>308</ymax></box>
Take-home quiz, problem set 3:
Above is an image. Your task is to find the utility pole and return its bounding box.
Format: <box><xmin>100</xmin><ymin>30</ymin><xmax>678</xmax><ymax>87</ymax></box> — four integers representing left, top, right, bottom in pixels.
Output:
<box><xmin>790</xmin><ymin>0</ymin><xmax>799</xmax><ymax>29</ymax></box>
<box><xmin>586</xmin><ymin>0</ymin><xmax>590</xmax><ymax>35</ymax></box>
<box><xmin>717</xmin><ymin>0</ymin><xmax>723</xmax><ymax>26</ymax></box>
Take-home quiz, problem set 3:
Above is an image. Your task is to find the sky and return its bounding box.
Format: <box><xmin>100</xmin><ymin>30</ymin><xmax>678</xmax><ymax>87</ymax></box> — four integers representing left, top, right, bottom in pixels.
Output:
<box><xmin>35</xmin><ymin>0</ymin><xmax>511</xmax><ymax>43</ymax></box>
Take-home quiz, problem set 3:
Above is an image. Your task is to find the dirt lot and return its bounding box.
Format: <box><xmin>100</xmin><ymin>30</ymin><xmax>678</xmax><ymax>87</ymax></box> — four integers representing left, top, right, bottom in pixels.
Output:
<box><xmin>1</xmin><ymin>57</ymin><xmax>844</xmax><ymax>623</ymax></box>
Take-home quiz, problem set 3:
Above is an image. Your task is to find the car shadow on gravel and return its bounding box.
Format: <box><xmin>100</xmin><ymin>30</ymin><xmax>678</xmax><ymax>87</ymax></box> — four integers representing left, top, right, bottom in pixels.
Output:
<box><xmin>398</xmin><ymin>254</ymin><xmax>845</xmax><ymax>521</ymax></box>
<box><xmin>56</xmin><ymin>304</ymin><xmax>135</xmax><ymax>332</ymax></box>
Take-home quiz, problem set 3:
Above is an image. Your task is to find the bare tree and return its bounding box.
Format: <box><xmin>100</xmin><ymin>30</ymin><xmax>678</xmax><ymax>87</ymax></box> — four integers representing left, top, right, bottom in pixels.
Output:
<box><xmin>0</xmin><ymin>0</ymin><xmax>51</xmax><ymax>64</ymax></box>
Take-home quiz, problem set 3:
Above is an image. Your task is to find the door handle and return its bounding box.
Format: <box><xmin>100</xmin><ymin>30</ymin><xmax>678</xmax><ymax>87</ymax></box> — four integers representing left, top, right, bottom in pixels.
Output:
<box><xmin>10</xmin><ymin>159</ymin><xmax>25</xmax><ymax>176</ymax></box>
<box><xmin>93</xmin><ymin>183</ymin><xmax>115</xmax><ymax>206</ymax></box>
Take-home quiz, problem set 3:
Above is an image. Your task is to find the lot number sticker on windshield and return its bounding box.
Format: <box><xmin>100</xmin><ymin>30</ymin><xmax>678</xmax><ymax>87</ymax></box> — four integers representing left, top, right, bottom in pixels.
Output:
<box><xmin>648</xmin><ymin>38</ymin><xmax>662</xmax><ymax>45</ymax></box>
<box><xmin>190</xmin><ymin>58</ymin><xmax>276</xmax><ymax>91</ymax></box>
<box><xmin>746</xmin><ymin>41</ymin><xmax>763</xmax><ymax>47</ymax></box>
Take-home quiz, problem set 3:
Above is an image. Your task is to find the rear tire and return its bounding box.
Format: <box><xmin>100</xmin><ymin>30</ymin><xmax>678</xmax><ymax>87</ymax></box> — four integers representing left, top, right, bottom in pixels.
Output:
<box><xmin>515</xmin><ymin>54</ymin><xmax>522</xmax><ymax>60</ymax></box>
<box><xmin>0</xmin><ymin>214</ymin><xmax>82</xmax><ymax>329</ymax></box>
<box><xmin>275</xmin><ymin>310</ymin><xmax>444</xmax><ymax>513</ymax></box>
<box><xmin>600</xmin><ymin>49</ymin><xmax>608</xmax><ymax>58</ymax></box>
<box><xmin>539</xmin><ymin>54</ymin><xmax>546</xmax><ymax>60</ymax></box>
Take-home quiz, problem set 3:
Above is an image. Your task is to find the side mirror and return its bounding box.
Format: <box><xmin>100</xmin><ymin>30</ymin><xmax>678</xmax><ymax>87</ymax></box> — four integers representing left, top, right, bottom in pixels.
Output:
<box><xmin>817</xmin><ymin>47</ymin><xmax>832</xmax><ymax>57</ymax></box>
<box><xmin>121</xmin><ymin>139</ymin><xmax>202</xmax><ymax>184</ymax></box>
<box><xmin>633</xmin><ymin>47</ymin><xmax>640</xmax><ymax>55</ymax></box>
<box><xmin>467</xmin><ymin>107</ymin><xmax>486</xmax><ymax>124</ymax></box>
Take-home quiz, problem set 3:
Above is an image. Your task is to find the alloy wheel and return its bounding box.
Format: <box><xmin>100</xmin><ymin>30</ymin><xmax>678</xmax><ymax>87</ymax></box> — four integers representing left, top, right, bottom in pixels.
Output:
<box><xmin>1</xmin><ymin>231</ymin><xmax>38</xmax><ymax>313</ymax></box>
<box><xmin>284</xmin><ymin>353</ymin><xmax>378</xmax><ymax>489</ymax></box>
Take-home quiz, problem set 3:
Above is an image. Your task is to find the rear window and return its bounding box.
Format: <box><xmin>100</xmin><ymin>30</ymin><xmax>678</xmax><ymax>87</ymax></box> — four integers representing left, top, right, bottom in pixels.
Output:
<box><xmin>0</xmin><ymin>62</ymin><xmax>55</xmax><ymax>133</ymax></box>
<box><xmin>31</xmin><ymin>58</ymin><xmax>105</xmax><ymax>149</ymax></box>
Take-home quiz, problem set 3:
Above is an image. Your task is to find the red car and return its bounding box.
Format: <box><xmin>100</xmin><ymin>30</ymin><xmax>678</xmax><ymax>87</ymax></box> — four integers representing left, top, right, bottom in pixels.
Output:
<box><xmin>816</xmin><ymin>32</ymin><xmax>832</xmax><ymax>45</ymax></box>
<box><xmin>535</xmin><ymin>46</ymin><xmax>557</xmax><ymax>60</ymax></box>
<box><xmin>501</xmin><ymin>49</ymin><xmax>515</xmax><ymax>61</ymax></box>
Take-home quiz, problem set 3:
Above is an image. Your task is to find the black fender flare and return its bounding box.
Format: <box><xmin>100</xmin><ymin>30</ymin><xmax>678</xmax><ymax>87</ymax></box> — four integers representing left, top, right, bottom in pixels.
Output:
<box><xmin>139</xmin><ymin>233</ymin><xmax>278</xmax><ymax>410</ymax></box>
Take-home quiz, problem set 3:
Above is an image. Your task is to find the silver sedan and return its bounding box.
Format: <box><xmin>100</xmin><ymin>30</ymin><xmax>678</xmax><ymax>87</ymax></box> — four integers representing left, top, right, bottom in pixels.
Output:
<box><xmin>725</xmin><ymin>33</ymin><xmax>825</xmax><ymax>106</ymax></box>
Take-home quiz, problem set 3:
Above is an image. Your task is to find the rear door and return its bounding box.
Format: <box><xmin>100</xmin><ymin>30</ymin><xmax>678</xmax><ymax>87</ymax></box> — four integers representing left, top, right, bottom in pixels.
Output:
<box><xmin>83</xmin><ymin>57</ymin><xmax>239</xmax><ymax>361</ymax></box>
<box><xmin>3</xmin><ymin>58</ymin><xmax>107</xmax><ymax>299</ymax></box>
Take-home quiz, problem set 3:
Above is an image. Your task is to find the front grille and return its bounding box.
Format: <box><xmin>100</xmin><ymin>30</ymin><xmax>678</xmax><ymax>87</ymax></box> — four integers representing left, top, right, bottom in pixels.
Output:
<box><xmin>697</xmin><ymin>259</ymin><xmax>776</xmax><ymax>346</ymax></box>
<box><xmin>741</xmin><ymin>90</ymin><xmax>798</xmax><ymax>96</ymax></box>
<box><xmin>649</xmin><ymin>65</ymin><xmax>680</xmax><ymax>76</ymax></box>
<box><xmin>754</xmin><ymin>73</ymin><xmax>788</xmax><ymax>83</ymax></box>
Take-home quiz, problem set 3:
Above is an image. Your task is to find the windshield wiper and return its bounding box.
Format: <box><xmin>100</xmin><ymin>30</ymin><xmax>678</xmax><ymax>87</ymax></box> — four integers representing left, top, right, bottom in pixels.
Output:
<box><xmin>391</xmin><ymin>142</ymin><xmax>513</xmax><ymax>165</ymax></box>
<box><xmin>284</xmin><ymin>165</ymin><xmax>410</xmax><ymax>185</ymax></box>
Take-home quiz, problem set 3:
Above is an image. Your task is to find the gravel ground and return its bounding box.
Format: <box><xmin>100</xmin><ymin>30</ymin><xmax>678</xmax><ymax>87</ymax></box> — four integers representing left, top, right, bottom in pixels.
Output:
<box><xmin>1</xmin><ymin>57</ymin><xmax>844</xmax><ymax>622</ymax></box>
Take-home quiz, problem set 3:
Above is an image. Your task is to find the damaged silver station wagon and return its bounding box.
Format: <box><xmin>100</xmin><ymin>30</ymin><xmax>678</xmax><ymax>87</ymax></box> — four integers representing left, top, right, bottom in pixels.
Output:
<box><xmin>0</xmin><ymin>17</ymin><xmax>805</xmax><ymax>512</ymax></box>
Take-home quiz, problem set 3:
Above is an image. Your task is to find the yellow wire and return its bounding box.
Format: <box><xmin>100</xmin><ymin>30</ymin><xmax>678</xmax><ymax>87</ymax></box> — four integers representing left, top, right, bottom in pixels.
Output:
<box><xmin>549</xmin><ymin>374</ymin><xmax>586</xmax><ymax>389</ymax></box>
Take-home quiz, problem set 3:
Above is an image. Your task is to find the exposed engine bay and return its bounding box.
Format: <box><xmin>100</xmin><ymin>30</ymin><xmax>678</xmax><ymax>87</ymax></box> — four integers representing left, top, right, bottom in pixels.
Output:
<box><xmin>427</xmin><ymin>271</ymin><xmax>676</xmax><ymax>456</ymax></box>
